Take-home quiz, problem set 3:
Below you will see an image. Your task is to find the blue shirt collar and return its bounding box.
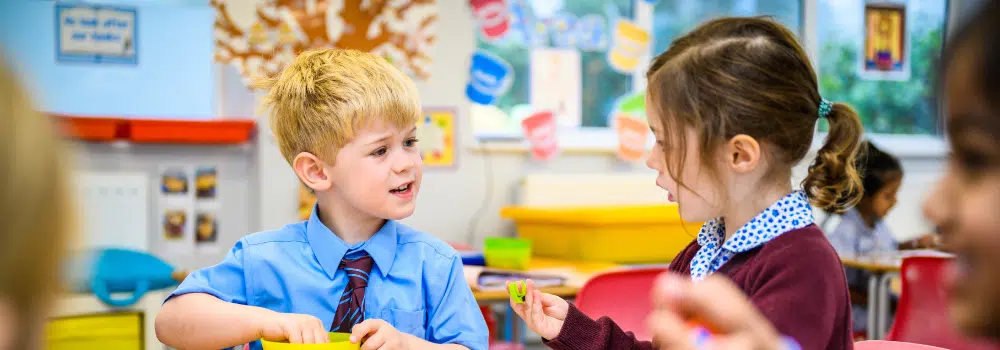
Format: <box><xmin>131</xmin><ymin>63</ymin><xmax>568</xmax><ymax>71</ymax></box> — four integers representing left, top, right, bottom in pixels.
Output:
<box><xmin>696</xmin><ymin>190</ymin><xmax>815</xmax><ymax>254</ymax></box>
<box><xmin>305</xmin><ymin>204</ymin><xmax>398</xmax><ymax>279</ymax></box>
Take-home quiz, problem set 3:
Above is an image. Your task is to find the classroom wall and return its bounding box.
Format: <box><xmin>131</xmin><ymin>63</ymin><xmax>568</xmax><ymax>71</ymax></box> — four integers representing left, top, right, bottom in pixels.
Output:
<box><xmin>0</xmin><ymin>0</ymin><xmax>957</xmax><ymax>265</ymax></box>
<box><xmin>0</xmin><ymin>0</ymin><xmax>215</xmax><ymax>118</ymax></box>
<box><xmin>243</xmin><ymin>0</ymin><xmax>951</xmax><ymax>246</ymax></box>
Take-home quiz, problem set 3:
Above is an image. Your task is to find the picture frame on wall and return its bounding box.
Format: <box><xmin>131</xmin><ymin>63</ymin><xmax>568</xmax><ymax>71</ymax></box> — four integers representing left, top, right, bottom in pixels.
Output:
<box><xmin>858</xmin><ymin>1</ymin><xmax>910</xmax><ymax>81</ymax></box>
<box><xmin>55</xmin><ymin>3</ymin><xmax>138</xmax><ymax>65</ymax></box>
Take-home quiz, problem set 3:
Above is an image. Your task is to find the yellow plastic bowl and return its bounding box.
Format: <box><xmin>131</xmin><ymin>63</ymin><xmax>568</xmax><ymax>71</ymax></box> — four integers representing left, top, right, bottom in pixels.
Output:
<box><xmin>261</xmin><ymin>332</ymin><xmax>360</xmax><ymax>350</ymax></box>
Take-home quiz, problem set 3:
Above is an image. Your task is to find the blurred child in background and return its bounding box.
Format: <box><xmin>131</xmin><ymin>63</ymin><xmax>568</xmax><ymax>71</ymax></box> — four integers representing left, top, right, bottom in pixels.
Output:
<box><xmin>0</xmin><ymin>53</ymin><xmax>75</xmax><ymax>350</ymax></box>
<box><xmin>826</xmin><ymin>140</ymin><xmax>938</xmax><ymax>335</ymax></box>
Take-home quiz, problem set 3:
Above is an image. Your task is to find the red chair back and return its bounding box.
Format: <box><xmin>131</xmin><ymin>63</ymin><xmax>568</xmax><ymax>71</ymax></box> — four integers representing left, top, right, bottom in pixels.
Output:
<box><xmin>886</xmin><ymin>256</ymin><xmax>999</xmax><ymax>350</ymax></box>
<box><xmin>855</xmin><ymin>340</ymin><xmax>948</xmax><ymax>349</ymax></box>
<box><xmin>574</xmin><ymin>267</ymin><xmax>666</xmax><ymax>341</ymax></box>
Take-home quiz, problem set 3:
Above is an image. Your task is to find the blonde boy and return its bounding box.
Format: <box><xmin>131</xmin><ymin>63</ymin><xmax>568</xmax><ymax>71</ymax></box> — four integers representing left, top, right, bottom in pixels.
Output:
<box><xmin>155</xmin><ymin>49</ymin><xmax>488</xmax><ymax>350</ymax></box>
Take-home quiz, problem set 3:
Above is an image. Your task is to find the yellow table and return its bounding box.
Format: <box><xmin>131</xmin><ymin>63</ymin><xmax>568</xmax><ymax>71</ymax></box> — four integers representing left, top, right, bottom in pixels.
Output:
<box><xmin>840</xmin><ymin>255</ymin><xmax>902</xmax><ymax>340</ymax></box>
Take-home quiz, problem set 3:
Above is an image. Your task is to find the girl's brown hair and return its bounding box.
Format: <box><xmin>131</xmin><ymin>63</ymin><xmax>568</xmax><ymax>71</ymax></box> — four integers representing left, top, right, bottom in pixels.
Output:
<box><xmin>0</xmin><ymin>54</ymin><xmax>74</xmax><ymax>348</ymax></box>
<box><xmin>646</xmin><ymin>16</ymin><xmax>864</xmax><ymax>212</ymax></box>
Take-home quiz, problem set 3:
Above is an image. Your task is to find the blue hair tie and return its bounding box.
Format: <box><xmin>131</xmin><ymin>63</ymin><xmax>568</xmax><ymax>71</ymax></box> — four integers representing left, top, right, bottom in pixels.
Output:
<box><xmin>818</xmin><ymin>99</ymin><xmax>833</xmax><ymax>119</ymax></box>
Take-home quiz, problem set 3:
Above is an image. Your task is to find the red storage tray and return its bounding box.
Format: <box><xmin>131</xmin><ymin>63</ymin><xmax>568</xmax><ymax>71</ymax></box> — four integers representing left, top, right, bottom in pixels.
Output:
<box><xmin>128</xmin><ymin>119</ymin><xmax>255</xmax><ymax>144</ymax></box>
<box><xmin>53</xmin><ymin>115</ymin><xmax>127</xmax><ymax>141</ymax></box>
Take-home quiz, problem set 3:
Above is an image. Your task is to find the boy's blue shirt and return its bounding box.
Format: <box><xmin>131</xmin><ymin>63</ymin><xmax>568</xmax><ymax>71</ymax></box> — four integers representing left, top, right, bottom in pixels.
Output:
<box><xmin>167</xmin><ymin>205</ymin><xmax>488</xmax><ymax>350</ymax></box>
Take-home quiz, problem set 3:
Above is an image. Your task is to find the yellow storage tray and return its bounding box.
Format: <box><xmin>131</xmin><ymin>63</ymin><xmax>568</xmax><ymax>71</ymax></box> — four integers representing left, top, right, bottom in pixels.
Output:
<box><xmin>499</xmin><ymin>204</ymin><xmax>700</xmax><ymax>264</ymax></box>
<box><xmin>45</xmin><ymin>312</ymin><xmax>142</xmax><ymax>350</ymax></box>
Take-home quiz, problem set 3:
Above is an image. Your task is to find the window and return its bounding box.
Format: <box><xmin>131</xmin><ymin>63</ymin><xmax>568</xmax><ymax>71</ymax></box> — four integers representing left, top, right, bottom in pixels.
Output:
<box><xmin>471</xmin><ymin>0</ymin><xmax>633</xmax><ymax>138</ymax></box>
<box><xmin>650</xmin><ymin>0</ymin><xmax>802</xmax><ymax>55</ymax></box>
<box><xmin>471</xmin><ymin>0</ymin><xmax>803</xmax><ymax>140</ymax></box>
<box><xmin>817</xmin><ymin>0</ymin><xmax>948</xmax><ymax>135</ymax></box>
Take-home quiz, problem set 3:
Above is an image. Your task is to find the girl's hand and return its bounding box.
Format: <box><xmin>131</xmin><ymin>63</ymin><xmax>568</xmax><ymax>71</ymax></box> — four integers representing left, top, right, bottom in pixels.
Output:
<box><xmin>647</xmin><ymin>273</ymin><xmax>789</xmax><ymax>350</ymax></box>
<box><xmin>507</xmin><ymin>279</ymin><xmax>569</xmax><ymax>340</ymax></box>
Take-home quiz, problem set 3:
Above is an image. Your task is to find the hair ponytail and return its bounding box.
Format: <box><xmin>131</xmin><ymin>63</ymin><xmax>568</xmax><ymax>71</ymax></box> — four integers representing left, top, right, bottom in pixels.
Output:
<box><xmin>802</xmin><ymin>102</ymin><xmax>865</xmax><ymax>213</ymax></box>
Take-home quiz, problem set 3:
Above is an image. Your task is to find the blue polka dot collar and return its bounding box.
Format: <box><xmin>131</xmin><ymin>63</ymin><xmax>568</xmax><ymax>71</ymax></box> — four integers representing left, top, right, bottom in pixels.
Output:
<box><xmin>689</xmin><ymin>190</ymin><xmax>815</xmax><ymax>281</ymax></box>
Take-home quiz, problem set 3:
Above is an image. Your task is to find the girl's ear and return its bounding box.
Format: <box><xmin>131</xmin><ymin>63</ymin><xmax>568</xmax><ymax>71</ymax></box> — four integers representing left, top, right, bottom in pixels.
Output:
<box><xmin>726</xmin><ymin>134</ymin><xmax>762</xmax><ymax>174</ymax></box>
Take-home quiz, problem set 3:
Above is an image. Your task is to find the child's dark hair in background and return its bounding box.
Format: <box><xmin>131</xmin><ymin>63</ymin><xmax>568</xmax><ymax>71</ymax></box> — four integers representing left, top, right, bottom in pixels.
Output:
<box><xmin>855</xmin><ymin>140</ymin><xmax>903</xmax><ymax>227</ymax></box>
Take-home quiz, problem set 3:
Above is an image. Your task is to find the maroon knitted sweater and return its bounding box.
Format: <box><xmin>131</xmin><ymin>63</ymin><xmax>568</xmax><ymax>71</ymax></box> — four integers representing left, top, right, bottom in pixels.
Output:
<box><xmin>544</xmin><ymin>224</ymin><xmax>853</xmax><ymax>350</ymax></box>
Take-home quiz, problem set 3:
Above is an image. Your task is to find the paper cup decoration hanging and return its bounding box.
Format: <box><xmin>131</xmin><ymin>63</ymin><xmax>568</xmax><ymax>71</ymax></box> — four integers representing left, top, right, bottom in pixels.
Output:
<box><xmin>470</xmin><ymin>0</ymin><xmax>510</xmax><ymax>41</ymax></box>
<box><xmin>521</xmin><ymin>111</ymin><xmax>559</xmax><ymax>161</ymax></box>
<box><xmin>466</xmin><ymin>50</ymin><xmax>514</xmax><ymax>105</ymax></box>
<box><xmin>607</xmin><ymin>19</ymin><xmax>651</xmax><ymax>73</ymax></box>
<box><xmin>619</xmin><ymin>91</ymin><xmax>646</xmax><ymax>116</ymax></box>
<box><xmin>615</xmin><ymin>114</ymin><xmax>650</xmax><ymax>162</ymax></box>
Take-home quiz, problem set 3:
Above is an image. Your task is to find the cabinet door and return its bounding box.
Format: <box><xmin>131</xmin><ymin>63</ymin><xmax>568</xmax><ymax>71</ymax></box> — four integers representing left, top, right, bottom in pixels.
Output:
<box><xmin>46</xmin><ymin>312</ymin><xmax>143</xmax><ymax>350</ymax></box>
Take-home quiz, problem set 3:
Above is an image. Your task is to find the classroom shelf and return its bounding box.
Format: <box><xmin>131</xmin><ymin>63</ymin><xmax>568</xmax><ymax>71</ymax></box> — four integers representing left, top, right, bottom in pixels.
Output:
<box><xmin>53</xmin><ymin>115</ymin><xmax>128</xmax><ymax>142</ymax></box>
<box><xmin>50</xmin><ymin>114</ymin><xmax>256</xmax><ymax>145</ymax></box>
<box><xmin>128</xmin><ymin>119</ymin><xmax>255</xmax><ymax>144</ymax></box>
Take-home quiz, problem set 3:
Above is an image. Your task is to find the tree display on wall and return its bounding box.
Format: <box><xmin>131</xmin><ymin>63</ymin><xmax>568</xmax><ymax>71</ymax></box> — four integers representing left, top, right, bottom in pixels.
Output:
<box><xmin>212</xmin><ymin>0</ymin><xmax>437</xmax><ymax>85</ymax></box>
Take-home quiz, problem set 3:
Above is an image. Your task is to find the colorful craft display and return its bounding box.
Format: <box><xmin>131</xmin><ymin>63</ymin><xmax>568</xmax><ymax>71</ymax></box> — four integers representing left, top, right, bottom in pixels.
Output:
<box><xmin>470</xmin><ymin>0</ymin><xmax>510</xmax><ymax>41</ymax></box>
<box><xmin>466</xmin><ymin>50</ymin><xmax>514</xmax><ymax>105</ymax></box>
<box><xmin>416</xmin><ymin>109</ymin><xmax>457</xmax><ymax>168</ymax></box>
<box><xmin>521</xmin><ymin>110</ymin><xmax>559</xmax><ymax>161</ymax></box>
<box><xmin>607</xmin><ymin>19</ymin><xmax>651</xmax><ymax>73</ymax></box>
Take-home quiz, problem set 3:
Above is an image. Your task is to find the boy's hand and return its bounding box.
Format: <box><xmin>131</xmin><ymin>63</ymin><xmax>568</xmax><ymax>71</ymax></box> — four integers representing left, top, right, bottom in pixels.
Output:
<box><xmin>257</xmin><ymin>311</ymin><xmax>330</xmax><ymax>344</ymax></box>
<box><xmin>508</xmin><ymin>279</ymin><xmax>569</xmax><ymax>340</ymax></box>
<box><xmin>350</xmin><ymin>319</ymin><xmax>409</xmax><ymax>350</ymax></box>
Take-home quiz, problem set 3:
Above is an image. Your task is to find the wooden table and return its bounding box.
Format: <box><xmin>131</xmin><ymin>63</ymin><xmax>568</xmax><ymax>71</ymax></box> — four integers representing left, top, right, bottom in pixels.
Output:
<box><xmin>473</xmin><ymin>285</ymin><xmax>580</xmax><ymax>302</ymax></box>
<box><xmin>841</xmin><ymin>255</ymin><xmax>901</xmax><ymax>341</ymax></box>
<box><xmin>467</xmin><ymin>258</ymin><xmax>622</xmax><ymax>343</ymax></box>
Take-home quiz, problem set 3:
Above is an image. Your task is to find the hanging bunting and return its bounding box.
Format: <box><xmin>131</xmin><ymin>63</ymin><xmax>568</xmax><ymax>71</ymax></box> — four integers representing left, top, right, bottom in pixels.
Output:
<box><xmin>607</xmin><ymin>19</ymin><xmax>650</xmax><ymax>73</ymax></box>
<box><xmin>575</xmin><ymin>14</ymin><xmax>609</xmax><ymax>52</ymax></box>
<box><xmin>522</xmin><ymin>110</ymin><xmax>559</xmax><ymax>161</ymax></box>
<box><xmin>466</xmin><ymin>50</ymin><xmax>514</xmax><ymax>105</ymax></box>
<box><xmin>549</xmin><ymin>13</ymin><xmax>578</xmax><ymax>49</ymax></box>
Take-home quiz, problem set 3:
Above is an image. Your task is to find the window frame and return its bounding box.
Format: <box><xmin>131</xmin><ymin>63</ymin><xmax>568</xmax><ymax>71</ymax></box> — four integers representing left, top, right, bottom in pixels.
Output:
<box><xmin>470</xmin><ymin>0</ymin><xmax>949</xmax><ymax>158</ymax></box>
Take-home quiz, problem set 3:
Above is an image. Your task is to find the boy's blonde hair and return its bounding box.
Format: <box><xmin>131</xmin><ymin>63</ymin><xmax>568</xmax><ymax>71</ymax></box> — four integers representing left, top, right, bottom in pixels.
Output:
<box><xmin>254</xmin><ymin>49</ymin><xmax>421</xmax><ymax>165</ymax></box>
<box><xmin>0</xmin><ymin>54</ymin><xmax>74</xmax><ymax>349</ymax></box>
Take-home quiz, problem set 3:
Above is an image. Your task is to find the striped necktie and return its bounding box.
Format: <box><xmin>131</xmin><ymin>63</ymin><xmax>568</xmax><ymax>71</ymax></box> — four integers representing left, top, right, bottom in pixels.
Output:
<box><xmin>331</xmin><ymin>250</ymin><xmax>374</xmax><ymax>332</ymax></box>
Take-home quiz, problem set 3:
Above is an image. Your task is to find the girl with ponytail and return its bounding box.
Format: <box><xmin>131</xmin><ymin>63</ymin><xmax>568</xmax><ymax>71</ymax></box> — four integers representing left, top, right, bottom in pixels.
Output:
<box><xmin>509</xmin><ymin>16</ymin><xmax>860</xmax><ymax>350</ymax></box>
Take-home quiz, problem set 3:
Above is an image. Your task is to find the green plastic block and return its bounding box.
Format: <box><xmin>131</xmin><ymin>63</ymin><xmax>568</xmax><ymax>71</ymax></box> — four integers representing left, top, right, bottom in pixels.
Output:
<box><xmin>508</xmin><ymin>280</ymin><xmax>526</xmax><ymax>304</ymax></box>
